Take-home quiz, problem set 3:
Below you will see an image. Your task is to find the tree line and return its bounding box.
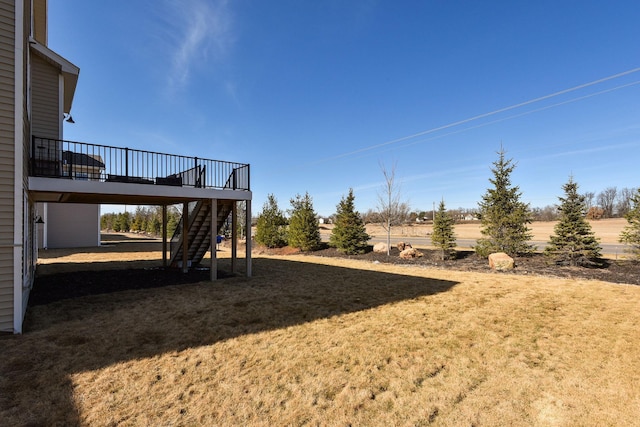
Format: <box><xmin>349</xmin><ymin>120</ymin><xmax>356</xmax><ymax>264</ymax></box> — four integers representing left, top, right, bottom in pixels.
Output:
<box><xmin>255</xmin><ymin>190</ymin><xmax>369</xmax><ymax>255</ymax></box>
<box><xmin>254</xmin><ymin>148</ymin><xmax>640</xmax><ymax>264</ymax></box>
<box><xmin>101</xmin><ymin>206</ymin><xmax>182</xmax><ymax>237</ymax></box>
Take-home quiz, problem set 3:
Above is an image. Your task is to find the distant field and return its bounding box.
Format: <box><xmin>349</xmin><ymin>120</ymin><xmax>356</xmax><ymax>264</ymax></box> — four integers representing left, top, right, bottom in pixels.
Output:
<box><xmin>2</xmin><ymin>240</ymin><xmax>639</xmax><ymax>425</ymax></box>
<box><xmin>352</xmin><ymin>217</ymin><xmax>626</xmax><ymax>244</ymax></box>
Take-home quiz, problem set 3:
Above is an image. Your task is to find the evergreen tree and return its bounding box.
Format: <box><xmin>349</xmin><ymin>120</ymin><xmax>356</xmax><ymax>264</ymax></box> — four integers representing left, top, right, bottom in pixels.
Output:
<box><xmin>287</xmin><ymin>192</ymin><xmax>321</xmax><ymax>251</ymax></box>
<box><xmin>545</xmin><ymin>177</ymin><xmax>601</xmax><ymax>266</ymax></box>
<box><xmin>619</xmin><ymin>188</ymin><xmax>640</xmax><ymax>260</ymax></box>
<box><xmin>166</xmin><ymin>210</ymin><xmax>179</xmax><ymax>237</ymax></box>
<box><xmin>149</xmin><ymin>216</ymin><xmax>161</xmax><ymax>236</ymax></box>
<box><xmin>475</xmin><ymin>148</ymin><xmax>535</xmax><ymax>257</ymax></box>
<box><xmin>330</xmin><ymin>189</ymin><xmax>370</xmax><ymax>254</ymax></box>
<box><xmin>431</xmin><ymin>199</ymin><xmax>456</xmax><ymax>260</ymax></box>
<box><xmin>101</xmin><ymin>213</ymin><xmax>115</xmax><ymax>231</ymax></box>
<box><xmin>114</xmin><ymin>212</ymin><xmax>131</xmax><ymax>232</ymax></box>
<box><xmin>255</xmin><ymin>194</ymin><xmax>287</xmax><ymax>248</ymax></box>
<box><xmin>130</xmin><ymin>207</ymin><xmax>144</xmax><ymax>232</ymax></box>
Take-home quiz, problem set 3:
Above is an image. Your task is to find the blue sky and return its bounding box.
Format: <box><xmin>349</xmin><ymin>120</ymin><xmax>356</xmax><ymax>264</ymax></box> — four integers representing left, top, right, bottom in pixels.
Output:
<box><xmin>50</xmin><ymin>1</ymin><xmax>640</xmax><ymax>217</ymax></box>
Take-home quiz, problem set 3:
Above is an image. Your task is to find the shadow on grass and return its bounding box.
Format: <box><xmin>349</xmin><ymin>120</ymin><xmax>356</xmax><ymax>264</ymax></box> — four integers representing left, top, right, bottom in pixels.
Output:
<box><xmin>1</xmin><ymin>257</ymin><xmax>458</xmax><ymax>426</ymax></box>
<box><xmin>29</xmin><ymin>263</ymin><xmax>234</xmax><ymax>306</ymax></box>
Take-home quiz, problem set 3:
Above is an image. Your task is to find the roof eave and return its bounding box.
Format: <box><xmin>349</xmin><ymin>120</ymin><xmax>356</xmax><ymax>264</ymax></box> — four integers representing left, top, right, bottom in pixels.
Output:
<box><xmin>29</xmin><ymin>40</ymin><xmax>80</xmax><ymax>113</ymax></box>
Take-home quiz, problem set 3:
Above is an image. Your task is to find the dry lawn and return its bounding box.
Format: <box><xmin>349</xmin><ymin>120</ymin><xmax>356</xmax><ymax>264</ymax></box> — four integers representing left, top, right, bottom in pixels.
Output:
<box><xmin>2</xmin><ymin>238</ymin><xmax>640</xmax><ymax>426</ymax></box>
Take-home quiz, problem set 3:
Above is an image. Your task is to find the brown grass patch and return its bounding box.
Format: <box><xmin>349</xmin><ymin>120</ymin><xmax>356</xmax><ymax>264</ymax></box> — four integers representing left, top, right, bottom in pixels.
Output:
<box><xmin>2</xmin><ymin>241</ymin><xmax>640</xmax><ymax>425</ymax></box>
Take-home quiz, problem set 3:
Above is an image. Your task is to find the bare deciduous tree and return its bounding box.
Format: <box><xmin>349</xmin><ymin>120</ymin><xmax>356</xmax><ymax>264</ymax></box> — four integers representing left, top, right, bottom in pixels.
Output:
<box><xmin>531</xmin><ymin>205</ymin><xmax>559</xmax><ymax>222</ymax></box>
<box><xmin>377</xmin><ymin>162</ymin><xmax>409</xmax><ymax>256</ymax></box>
<box><xmin>597</xmin><ymin>187</ymin><xmax>617</xmax><ymax>218</ymax></box>
<box><xmin>583</xmin><ymin>191</ymin><xmax>595</xmax><ymax>212</ymax></box>
<box><xmin>362</xmin><ymin>209</ymin><xmax>382</xmax><ymax>224</ymax></box>
<box><xmin>616</xmin><ymin>187</ymin><xmax>637</xmax><ymax>218</ymax></box>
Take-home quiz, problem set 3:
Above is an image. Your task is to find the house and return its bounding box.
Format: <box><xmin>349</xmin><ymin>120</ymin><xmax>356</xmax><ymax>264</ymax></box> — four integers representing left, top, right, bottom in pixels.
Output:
<box><xmin>0</xmin><ymin>0</ymin><xmax>252</xmax><ymax>334</ymax></box>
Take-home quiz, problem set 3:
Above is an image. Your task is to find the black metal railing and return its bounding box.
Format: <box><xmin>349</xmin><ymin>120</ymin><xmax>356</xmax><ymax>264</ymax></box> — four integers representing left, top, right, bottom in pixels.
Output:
<box><xmin>30</xmin><ymin>137</ymin><xmax>250</xmax><ymax>191</ymax></box>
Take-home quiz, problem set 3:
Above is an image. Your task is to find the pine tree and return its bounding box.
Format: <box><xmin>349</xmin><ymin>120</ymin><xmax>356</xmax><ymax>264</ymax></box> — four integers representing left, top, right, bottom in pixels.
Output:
<box><xmin>475</xmin><ymin>148</ymin><xmax>535</xmax><ymax>257</ymax></box>
<box><xmin>330</xmin><ymin>189</ymin><xmax>370</xmax><ymax>254</ymax></box>
<box><xmin>619</xmin><ymin>188</ymin><xmax>640</xmax><ymax>260</ymax></box>
<box><xmin>255</xmin><ymin>194</ymin><xmax>287</xmax><ymax>248</ymax></box>
<box><xmin>166</xmin><ymin>210</ymin><xmax>179</xmax><ymax>237</ymax></box>
<box><xmin>431</xmin><ymin>199</ymin><xmax>456</xmax><ymax>260</ymax></box>
<box><xmin>287</xmin><ymin>192</ymin><xmax>321</xmax><ymax>251</ymax></box>
<box><xmin>114</xmin><ymin>212</ymin><xmax>131</xmax><ymax>232</ymax></box>
<box><xmin>544</xmin><ymin>177</ymin><xmax>602</xmax><ymax>266</ymax></box>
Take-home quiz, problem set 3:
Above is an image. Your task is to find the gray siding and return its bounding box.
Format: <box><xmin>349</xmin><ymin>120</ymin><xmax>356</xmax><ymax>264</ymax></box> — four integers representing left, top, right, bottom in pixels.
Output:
<box><xmin>0</xmin><ymin>0</ymin><xmax>15</xmax><ymax>332</ymax></box>
<box><xmin>47</xmin><ymin>204</ymin><xmax>100</xmax><ymax>248</ymax></box>
<box><xmin>31</xmin><ymin>53</ymin><xmax>59</xmax><ymax>140</ymax></box>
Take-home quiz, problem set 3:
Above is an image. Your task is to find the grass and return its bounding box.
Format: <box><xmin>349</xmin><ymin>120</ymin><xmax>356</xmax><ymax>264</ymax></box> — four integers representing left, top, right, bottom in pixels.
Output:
<box><xmin>2</xmin><ymin>240</ymin><xmax>640</xmax><ymax>426</ymax></box>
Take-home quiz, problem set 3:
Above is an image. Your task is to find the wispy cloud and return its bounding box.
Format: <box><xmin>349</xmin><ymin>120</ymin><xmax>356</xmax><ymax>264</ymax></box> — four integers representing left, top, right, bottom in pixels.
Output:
<box><xmin>160</xmin><ymin>0</ymin><xmax>234</xmax><ymax>90</ymax></box>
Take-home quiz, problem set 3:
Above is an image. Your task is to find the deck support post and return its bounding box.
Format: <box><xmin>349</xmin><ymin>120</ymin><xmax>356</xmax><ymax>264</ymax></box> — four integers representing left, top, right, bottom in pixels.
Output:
<box><xmin>231</xmin><ymin>202</ymin><xmax>237</xmax><ymax>273</ymax></box>
<box><xmin>210</xmin><ymin>198</ymin><xmax>217</xmax><ymax>281</ymax></box>
<box><xmin>182</xmin><ymin>201</ymin><xmax>188</xmax><ymax>273</ymax></box>
<box><xmin>245</xmin><ymin>199</ymin><xmax>252</xmax><ymax>277</ymax></box>
<box><xmin>162</xmin><ymin>204</ymin><xmax>167</xmax><ymax>267</ymax></box>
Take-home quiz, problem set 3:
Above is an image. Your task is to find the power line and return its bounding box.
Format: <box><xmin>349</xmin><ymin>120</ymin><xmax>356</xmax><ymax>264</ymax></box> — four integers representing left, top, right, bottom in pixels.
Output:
<box><xmin>314</xmin><ymin>67</ymin><xmax>640</xmax><ymax>163</ymax></box>
<box><xmin>369</xmin><ymin>79</ymin><xmax>640</xmax><ymax>156</ymax></box>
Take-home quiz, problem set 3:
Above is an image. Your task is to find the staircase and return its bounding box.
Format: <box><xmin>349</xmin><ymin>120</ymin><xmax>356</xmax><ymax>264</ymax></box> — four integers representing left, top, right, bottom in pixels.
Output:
<box><xmin>169</xmin><ymin>199</ymin><xmax>234</xmax><ymax>269</ymax></box>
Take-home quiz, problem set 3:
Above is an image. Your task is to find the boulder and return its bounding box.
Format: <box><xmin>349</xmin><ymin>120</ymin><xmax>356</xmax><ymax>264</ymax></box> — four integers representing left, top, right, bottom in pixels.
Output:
<box><xmin>488</xmin><ymin>252</ymin><xmax>515</xmax><ymax>271</ymax></box>
<box><xmin>397</xmin><ymin>242</ymin><xmax>412</xmax><ymax>251</ymax></box>
<box><xmin>373</xmin><ymin>242</ymin><xmax>388</xmax><ymax>253</ymax></box>
<box><xmin>399</xmin><ymin>247</ymin><xmax>423</xmax><ymax>259</ymax></box>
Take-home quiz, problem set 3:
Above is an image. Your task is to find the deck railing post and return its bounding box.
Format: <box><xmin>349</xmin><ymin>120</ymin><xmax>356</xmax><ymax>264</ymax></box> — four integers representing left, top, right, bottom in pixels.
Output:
<box><xmin>194</xmin><ymin>157</ymin><xmax>199</xmax><ymax>188</ymax></box>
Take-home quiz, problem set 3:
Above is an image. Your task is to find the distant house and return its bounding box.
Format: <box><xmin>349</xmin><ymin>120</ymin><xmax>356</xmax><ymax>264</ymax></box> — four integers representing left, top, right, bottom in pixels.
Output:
<box><xmin>1</xmin><ymin>0</ymin><xmax>252</xmax><ymax>334</ymax></box>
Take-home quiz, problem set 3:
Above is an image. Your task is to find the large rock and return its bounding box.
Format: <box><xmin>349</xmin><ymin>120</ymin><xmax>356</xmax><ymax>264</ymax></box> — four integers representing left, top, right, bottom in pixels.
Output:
<box><xmin>488</xmin><ymin>252</ymin><xmax>515</xmax><ymax>271</ymax></box>
<box><xmin>373</xmin><ymin>242</ymin><xmax>388</xmax><ymax>253</ymax></box>
<box><xmin>399</xmin><ymin>247</ymin><xmax>423</xmax><ymax>259</ymax></box>
<box><xmin>397</xmin><ymin>242</ymin><xmax>412</xmax><ymax>251</ymax></box>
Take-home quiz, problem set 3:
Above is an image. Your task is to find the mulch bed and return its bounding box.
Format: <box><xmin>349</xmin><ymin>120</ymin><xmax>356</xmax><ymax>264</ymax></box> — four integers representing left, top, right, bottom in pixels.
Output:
<box><xmin>309</xmin><ymin>245</ymin><xmax>640</xmax><ymax>286</ymax></box>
